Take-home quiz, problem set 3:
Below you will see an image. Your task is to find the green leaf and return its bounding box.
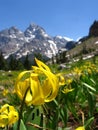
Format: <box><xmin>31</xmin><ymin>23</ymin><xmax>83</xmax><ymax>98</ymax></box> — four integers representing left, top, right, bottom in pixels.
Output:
<box><xmin>26</xmin><ymin>107</ymin><xmax>44</xmax><ymax>130</ymax></box>
<box><xmin>60</xmin><ymin>105</ymin><xmax>68</xmax><ymax>126</ymax></box>
<box><xmin>53</xmin><ymin>99</ymin><xmax>59</xmax><ymax>106</ymax></box>
<box><xmin>13</xmin><ymin>120</ymin><xmax>27</xmax><ymax>130</ymax></box>
<box><xmin>82</xmin><ymin>82</ymin><xmax>96</xmax><ymax>92</ymax></box>
<box><xmin>84</xmin><ymin>117</ymin><xmax>94</xmax><ymax>129</ymax></box>
<box><xmin>13</xmin><ymin>121</ymin><xmax>18</xmax><ymax>130</ymax></box>
<box><xmin>90</xmin><ymin>78</ymin><xmax>96</xmax><ymax>85</ymax></box>
<box><xmin>20</xmin><ymin>119</ymin><xmax>27</xmax><ymax>130</ymax></box>
<box><xmin>88</xmin><ymin>92</ymin><xmax>96</xmax><ymax>116</ymax></box>
<box><xmin>67</xmin><ymin>102</ymin><xmax>79</xmax><ymax>121</ymax></box>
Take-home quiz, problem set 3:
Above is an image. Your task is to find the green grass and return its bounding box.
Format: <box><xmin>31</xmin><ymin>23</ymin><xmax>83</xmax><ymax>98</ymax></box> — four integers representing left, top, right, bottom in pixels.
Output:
<box><xmin>0</xmin><ymin>58</ymin><xmax>98</xmax><ymax>129</ymax></box>
<box><xmin>0</xmin><ymin>70</ymin><xmax>21</xmax><ymax>88</ymax></box>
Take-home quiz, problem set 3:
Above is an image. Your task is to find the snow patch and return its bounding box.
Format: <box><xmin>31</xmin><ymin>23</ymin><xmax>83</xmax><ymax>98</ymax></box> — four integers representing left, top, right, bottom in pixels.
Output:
<box><xmin>27</xmin><ymin>29</ymin><xmax>32</xmax><ymax>34</ymax></box>
<box><xmin>9</xmin><ymin>34</ymin><xmax>16</xmax><ymax>38</ymax></box>
<box><xmin>22</xmin><ymin>51</ymin><xmax>29</xmax><ymax>56</ymax></box>
<box><xmin>48</xmin><ymin>40</ymin><xmax>58</xmax><ymax>55</ymax></box>
<box><xmin>43</xmin><ymin>33</ymin><xmax>48</xmax><ymax>37</ymax></box>
<box><xmin>16</xmin><ymin>53</ymin><xmax>22</xmax><ymax>59</ymax></box>
<box><xmin>25</xmin><ymin>35</ymin><xmax>35</xmax><ymax>42</ymax></box>
<box><xmin>83</xmin><ymin>55</ymin><xmax>94</xmax><ymax>60</ymax></box>
<box><xmin>45</xmin><ymin>50</ymin><xmax>53</xmax><ymax>58</ymax></box>
<box><xmin>48</xmin><ymin>40</ymin><xmax>55</xmax><ymax>44</ymax></box>
<box><xmin>56</xmin><ymin>35</ymin><xmax>63</xmax><ymax>39</ymax></box>
<box><xmin>44</xmin><ymin>43</ymin><xmax>46</xmax><ymax>46</ymax></box>
<box><xmin>56</xmin><ymin>35</ymin><xmax>73</xmax><ymax>41</ymax></box>
<box><xmin>95</xmin><ymin>41</ymin><xmax>98</xmax><ymax>44</ymax></box>
<box><xmin>19</xmin><ymin>37</ymin><xmax>24</xmax><ymax>40</ymax></box>
<box><xmin>63</xmin><ymin>36</ymin><xmax>73</xmax><ymax>41</ymax></box>
<box><xmin>76</xmin><ymin>37</ymin><xmax>82</xmax><ymax>41</ymax></box>
<box><xmin>18</xmin><ymin>30</ymin><xmax>23</xmax><ymax>34</ymax></box>
<box><xmin>39</xmin><ymin>47</ymin><xmax>42</xmax><ymax>50</ymax></box>
<box><xmin>33</xmin><ymin>28</ymin><xmax>36</xmax><ymax>32</ymax></box>
<box><xmin>16</xmin><ymin>44</ymin><xmax>19</xmax><ymax>48</ymax></box>
<box><xmin>41</xmin><ymin>30</ymin><xmax>48</xmax><ymax>37</ymax></box>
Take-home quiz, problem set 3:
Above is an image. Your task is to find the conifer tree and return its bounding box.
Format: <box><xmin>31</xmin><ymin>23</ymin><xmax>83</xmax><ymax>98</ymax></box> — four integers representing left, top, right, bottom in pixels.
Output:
<box><xmin>23</xmin><ymin>54</ymin><xmax>31</xmax><ymax>70</ymax></box>
<box><xmin>15</xmin><ymin>60</ymin><xmax>24</xmax><ymax>70</ymax></box>
<box><xmin>0</xmin><ymin>52</ymin><xmax>8</xmax><ymax>70</ymax></box>
<box><xmin>9</xmin><ymin>55</ymin><xmax>17</xmax><ymax>70</ymax></box>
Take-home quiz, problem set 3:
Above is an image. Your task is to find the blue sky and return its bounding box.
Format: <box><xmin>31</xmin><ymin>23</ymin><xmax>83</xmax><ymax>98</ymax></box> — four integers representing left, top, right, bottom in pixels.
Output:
<box><xmin>0</xmin><ymin>0</ymin><xmax>98</xmax><ymax>40</ymax></box>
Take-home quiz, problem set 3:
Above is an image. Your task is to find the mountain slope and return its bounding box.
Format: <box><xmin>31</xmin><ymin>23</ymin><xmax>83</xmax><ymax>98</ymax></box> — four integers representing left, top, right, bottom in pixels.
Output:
<box><xmin>66</xmin><ymin>36</ymin><xmax>98</xmax><ymax>59</ymax></box>
<box><xmin>0</xmin><ymin>23</ymin><xmax>74</xmax><ymax>60</ymax></box>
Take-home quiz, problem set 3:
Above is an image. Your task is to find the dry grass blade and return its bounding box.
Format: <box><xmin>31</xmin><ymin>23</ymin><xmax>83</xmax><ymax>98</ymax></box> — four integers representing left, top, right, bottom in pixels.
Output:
<box><xmin>27</xmin><ymin>122</ymin><xmax>53</xmax><ymax>130</ymax></box>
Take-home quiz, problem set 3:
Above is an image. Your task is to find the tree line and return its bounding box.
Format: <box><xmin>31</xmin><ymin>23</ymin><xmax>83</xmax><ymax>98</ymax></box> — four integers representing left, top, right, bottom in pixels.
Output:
<box><xmin>0</xmin><ymin>52</ymin><xmax>44</xmax><ymax>71</ymax></box>
<box><xmin>0</xmin><ymin>52</ymin><xmax>31</xmax><ymax>70</ymax></box>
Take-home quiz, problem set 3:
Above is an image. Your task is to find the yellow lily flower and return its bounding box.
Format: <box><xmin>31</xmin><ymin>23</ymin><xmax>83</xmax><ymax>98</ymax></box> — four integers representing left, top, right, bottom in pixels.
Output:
<box><xmin>34</xmin><ymin>58</ymin><xmax>60</xmax><ymax>101</ymax></box>
<box><xmin>56</xmin><ymin>73</ymin><xmax>66</xmax><ymax>86</ymax></box>
<box><xmin>15</xmin><ymin>71</ymin><xmax>44</xmax><ymax>105</ymax></box>
<box><xmin>32</xmin><ymin>59</ymin><xmax>59</xmax><ymax>103</ymax></box>
<box><xmin>2</xmin><ymin>89</ymin><xmax>9</xmax><ymax>96</ymax></box>
<box><xmin>75</xmin><ymin>126</ymin><xmax>85</xmax><ymax>130</ymax></box>
<box><xmin>62</xmin><ymin>88</ymin><xmax>74</xmax><ymax>94</ymax></box>
<box><xmin>15</xmin><ymin>58</ymin><xmax>59</xmax><ymax>106</ymax></box>
<box><xmin>0</xmin><ymin>104</ymin><xmax>18</xmax><ymax>127</ymax></box>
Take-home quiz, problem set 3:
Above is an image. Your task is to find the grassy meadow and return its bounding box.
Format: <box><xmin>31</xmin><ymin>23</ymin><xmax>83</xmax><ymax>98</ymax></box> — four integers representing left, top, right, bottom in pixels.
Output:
<box><xmin>0</xmin><ymin>57</ymin><xmax>98</xmax><ymax>130</ymax></box>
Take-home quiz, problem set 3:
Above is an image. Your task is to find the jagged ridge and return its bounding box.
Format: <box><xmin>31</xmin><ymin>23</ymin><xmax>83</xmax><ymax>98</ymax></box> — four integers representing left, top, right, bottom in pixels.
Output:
<box><xmin>0</xmin><ymin>23</ymin><xmax>75</xmax><ymax>60</ymax></box>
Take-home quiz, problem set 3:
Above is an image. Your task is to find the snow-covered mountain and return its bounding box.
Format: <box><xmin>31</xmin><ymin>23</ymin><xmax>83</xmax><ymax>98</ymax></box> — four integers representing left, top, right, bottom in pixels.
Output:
<box><xmin>0</xmin><ymin>23</ymin><xmax>74</xmax><ymax>60</ymax></box>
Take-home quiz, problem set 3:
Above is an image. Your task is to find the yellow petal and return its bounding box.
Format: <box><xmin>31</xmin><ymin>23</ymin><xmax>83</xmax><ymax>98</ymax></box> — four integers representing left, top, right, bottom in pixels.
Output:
<box><xmin>42</xmin><ymin>78</ymin><xmax>52</xmax><ymax>97</ymax></box>
<box><xmin>25</xmin><ymin>90</ymin><xmax>33</xmax><ymax>104</ymax></box>
<box><xmin>0</xmin><ymin>104</ymin><xmax>10</xmax><ymax>115</ymax></box>
<box><xmin>8</xmin><ymin>111</ymin><xmax>18</xmax><ymax>126</ymax></box>
<box><xmin>41</xmin><ymin>69</ymin><xmax>59</xmax><ymax>102</ymax></box>
<box><xmin>15</xmin><ymin>71</ymin><xmax>30</xmax><ymax>82</ymax></box>
<box><xmin>35</xmin><ymin>58</ymin><xmax>51</xmax><ymax>71</ymax></box>
<box><xmin>75</xmin><ymin>126</ymin><xmax>85</xmax><ymax>130</ymax></box>
<box><xmin>15</xmin><ymin>79</ymin><xmax>30</xmax><ymax>100</ymax></box>
<box><xmin>62</xmin><ymin>88</ymin><xmax>74</xmax><ymax>94</ymax></box>
<box><xmin>2</xmin><ymin>89</ymin><xmax>9</xmax><ymax>96</ymax></box>
<box><xmin>0</xmin><ymin>115</ymin><xmax>8</xmax><ymax>128</ymax></box>
<box><xmin>30</xmin><ymin>73</ymin><xmax>44</xmax><ymax>105</ymax></box>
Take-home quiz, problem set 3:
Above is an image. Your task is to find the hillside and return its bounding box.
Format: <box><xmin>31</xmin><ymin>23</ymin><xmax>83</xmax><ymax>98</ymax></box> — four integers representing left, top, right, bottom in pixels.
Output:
<box><xmin>66</xmin><ymin>20</ymin><xmax>98</xmax><ymax>61</ymax></box>
<box><xmin>66</xmin><ymin>37</ymin><xmax>98</xmax><ymax>61</ymax></box>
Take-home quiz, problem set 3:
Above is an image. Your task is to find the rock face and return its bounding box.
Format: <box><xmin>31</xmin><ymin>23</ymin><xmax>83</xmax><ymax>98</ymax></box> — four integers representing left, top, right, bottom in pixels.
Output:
<box><xmin>89</xmin><ymin>20</ymin><xmax>98</xmax><ymax>37</ymax></box>
<box><xmin>0</xmin><ymin>23</ymin><xmax>74</xmax><ymax>61</ymax></box>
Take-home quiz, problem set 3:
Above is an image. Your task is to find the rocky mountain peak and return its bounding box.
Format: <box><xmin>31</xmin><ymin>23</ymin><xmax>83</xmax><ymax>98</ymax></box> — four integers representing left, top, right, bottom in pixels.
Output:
<box><xmin>24</xmin><ymin>23</ymin><xmax>50</xmax><ymax>41</ymax></box>
<box><xmin>0</xmin><ymin>26</ymin><xmax>22</xmax><ymax>36</ymax></box>
<box><xmin>29</xmin><ymin>23</ymin><xmax>45</xmax><ymax>32</ymax></box>
<box><xmin>24</xmin><ymin>23</ymin><xmax>45</xmax><ymax>35</ymax></box>
<box><xmin>0</xmin><ymin>23</ymin><xmax>75</xmax><ymax>60</ymax></box>
<box><xmin>8</xmin><ymin>26</ymin><xmax>23</xmax><ymax>35</ymax></box>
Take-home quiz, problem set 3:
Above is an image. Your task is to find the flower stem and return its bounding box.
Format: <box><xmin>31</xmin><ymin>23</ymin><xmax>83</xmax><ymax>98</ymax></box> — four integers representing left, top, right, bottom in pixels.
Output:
<box><xmin>17</xmin><ymin>87</ymin><xmax>30</xmax><ymax>130</ymax></box>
